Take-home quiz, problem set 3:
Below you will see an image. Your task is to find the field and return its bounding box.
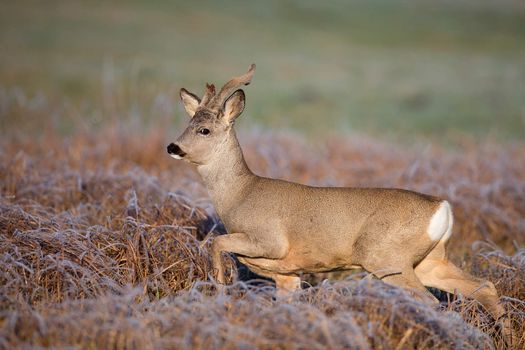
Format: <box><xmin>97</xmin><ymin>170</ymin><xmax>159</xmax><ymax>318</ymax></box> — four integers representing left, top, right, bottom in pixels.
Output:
<box><xmin>1</xmin><ymin>1</ymin><xmax>525</xmax><ymax>349</ymax></box>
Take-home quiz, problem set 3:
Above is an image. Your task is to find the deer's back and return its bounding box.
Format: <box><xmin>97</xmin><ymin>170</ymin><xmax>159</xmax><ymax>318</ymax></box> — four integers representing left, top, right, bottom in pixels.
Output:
<box><xmin>221</xmin><ymin>177</ymin><xmax>444</xmax><ymax>267</ymax></box>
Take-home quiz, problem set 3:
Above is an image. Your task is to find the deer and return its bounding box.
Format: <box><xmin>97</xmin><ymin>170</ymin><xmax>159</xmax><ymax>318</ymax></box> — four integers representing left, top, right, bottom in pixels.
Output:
<box><xmin>167</xmin><ymin>64</ymin><xmax>514</xmax><ymax>344</ymax></box>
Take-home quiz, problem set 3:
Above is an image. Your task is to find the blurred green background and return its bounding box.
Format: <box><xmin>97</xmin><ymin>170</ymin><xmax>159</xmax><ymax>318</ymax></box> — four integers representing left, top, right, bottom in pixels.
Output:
<box><xmin>1</xmin><ymin>0</ymin><xmax>524</xmax><ymax>141</ymax></box>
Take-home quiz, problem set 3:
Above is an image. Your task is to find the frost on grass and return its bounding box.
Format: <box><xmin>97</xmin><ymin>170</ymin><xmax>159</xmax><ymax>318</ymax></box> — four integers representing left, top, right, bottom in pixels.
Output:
<box><xmin>0</xmin><ymin>280</ymin><xmax>496</xmax><ymax>349</ymax></box>
<box><xmin>0</xmin><ymin>127</ymin><xmax>524</xmax><ymax>349</ymax></box>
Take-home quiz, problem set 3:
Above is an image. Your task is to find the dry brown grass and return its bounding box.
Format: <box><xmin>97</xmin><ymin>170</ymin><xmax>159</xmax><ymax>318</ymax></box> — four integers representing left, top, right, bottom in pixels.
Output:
<box><xmin>1</xmin><ymin>126</ymin><xmax>524</xmax><ymax>349</ymax></box>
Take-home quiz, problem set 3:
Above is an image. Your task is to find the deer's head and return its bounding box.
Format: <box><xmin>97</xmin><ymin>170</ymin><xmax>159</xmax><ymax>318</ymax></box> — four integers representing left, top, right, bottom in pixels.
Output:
<box><xmin>167</xmin><ymin>64</ymin><xmax>255</xmax><ymax>165</ymax></box>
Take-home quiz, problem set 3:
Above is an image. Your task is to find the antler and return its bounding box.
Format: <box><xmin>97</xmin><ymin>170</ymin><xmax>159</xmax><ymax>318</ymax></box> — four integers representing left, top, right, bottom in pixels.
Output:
<box><xmin>200</xmin><ymin>83</ymin><xmax>216</xmax><ymax>106</ymax></box>
<box><xmin>207</xmin><ymin>64</ymin><xmax>256</xmax><ymax>111</ymax></box>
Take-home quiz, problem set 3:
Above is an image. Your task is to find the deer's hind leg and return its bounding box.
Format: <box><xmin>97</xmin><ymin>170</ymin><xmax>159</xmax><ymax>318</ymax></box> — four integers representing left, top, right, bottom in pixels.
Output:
<box><xmin>377</xmin><ymin>266</ymin><xmax>439</xmax><ymax>304</ymax></box>
<box><xmin>414</xmin><ymin>242</ymin><xmax>516</xmax><ymax>345</ymax></box>
<box><xmin>361</xmin><ymin>257</ymin><xmax>438</xmax><ymax>304</ymax></box>
<box><xmin>414</xmin><ymin>242</ymin><xmax>503</xmax><ymax>318</ymax></box>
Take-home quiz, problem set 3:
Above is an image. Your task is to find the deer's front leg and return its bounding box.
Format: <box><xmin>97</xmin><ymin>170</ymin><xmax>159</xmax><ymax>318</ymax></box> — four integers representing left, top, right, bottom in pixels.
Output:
<box><xmin>273</xmin><ymin>275</ymin><xmax>301</xmax><ymax>298</ymax></box>
<box><xmin>211</xmin><ymin>232</ymin><xmax>288</xmax><ymax>284</ymax></box>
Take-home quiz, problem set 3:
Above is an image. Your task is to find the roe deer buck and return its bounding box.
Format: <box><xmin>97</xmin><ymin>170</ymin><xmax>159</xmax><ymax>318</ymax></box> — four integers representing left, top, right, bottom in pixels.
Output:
<box><xmin>167</xmin><ymin>64</ymin><xmax>514</xmax><ymax>343</ymax></box>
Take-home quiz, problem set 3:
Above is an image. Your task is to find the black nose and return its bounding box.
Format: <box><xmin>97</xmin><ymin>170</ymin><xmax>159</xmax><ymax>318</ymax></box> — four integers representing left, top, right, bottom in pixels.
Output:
<box><xmin>167</xmin><ymin>143</ymin><xmax>186</xmax><ymax>157</ymax></box>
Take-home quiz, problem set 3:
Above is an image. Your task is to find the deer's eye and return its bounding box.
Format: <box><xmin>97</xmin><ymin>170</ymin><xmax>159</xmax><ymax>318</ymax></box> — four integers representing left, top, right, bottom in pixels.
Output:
<box><xmin>198</xmin><ymin>128</ymin><xmax>210</xmax><ymax>136</ymax></box>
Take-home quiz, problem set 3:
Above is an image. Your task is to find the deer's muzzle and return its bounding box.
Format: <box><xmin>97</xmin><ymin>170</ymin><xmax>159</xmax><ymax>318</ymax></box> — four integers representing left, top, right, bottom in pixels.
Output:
<box><xmin>167</xmin><ymin>143</ymin><xmax>186</xmax><ymax>159</ymax></box>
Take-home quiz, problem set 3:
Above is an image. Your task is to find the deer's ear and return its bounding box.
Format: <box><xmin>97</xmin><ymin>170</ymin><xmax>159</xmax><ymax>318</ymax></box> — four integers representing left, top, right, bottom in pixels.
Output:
<box><xmin>180</xmin><ymin>88</ymin><xmax>201</xmax><ymax>117</ymax></box>
<box><xmin>221</xmin><ymin>90</ymin><xmax>245</xmax><ymax>124</ymax></box>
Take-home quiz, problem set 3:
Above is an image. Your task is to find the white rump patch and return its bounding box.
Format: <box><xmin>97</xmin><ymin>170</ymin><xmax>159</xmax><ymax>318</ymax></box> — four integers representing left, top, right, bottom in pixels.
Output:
<box><xmin>427</xmin><ymin>201</ymin><xmax>453</xmax><ymax>242</ymax></box>
<box><xmin>170</xmin><ymin>154</ymin><xmax>183</xmax><ymax>160</ymax></box>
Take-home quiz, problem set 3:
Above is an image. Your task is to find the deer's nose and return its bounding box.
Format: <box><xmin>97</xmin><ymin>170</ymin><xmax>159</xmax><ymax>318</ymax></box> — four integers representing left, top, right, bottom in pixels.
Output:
<box><xmin>167</xmin><ymin>143</ymin><xmax>186</xmax><ymax>158</ymax></box>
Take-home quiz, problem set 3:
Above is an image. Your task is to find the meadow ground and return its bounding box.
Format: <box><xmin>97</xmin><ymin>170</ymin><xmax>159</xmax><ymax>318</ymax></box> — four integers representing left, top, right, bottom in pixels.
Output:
<box><xmin>1</xmin><ymin>0</ymin><xmax>524</xmax><ymax>140</ymax></box>
<box><xmin>1</xmin><ymin>0</ymin><xmax>525</xmax><ymax>349</ymax></box>
<box><xmin>1</xmin><ymin>122</ymin><xmax>525</xmax><ymax>349</ymax></box>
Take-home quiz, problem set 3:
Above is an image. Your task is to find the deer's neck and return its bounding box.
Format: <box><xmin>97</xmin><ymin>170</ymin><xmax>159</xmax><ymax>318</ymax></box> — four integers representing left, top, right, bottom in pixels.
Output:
<box><xmin>196</xmin><ymin>130</ymin><xmax>256</xmax><ymax>217</ymax></box>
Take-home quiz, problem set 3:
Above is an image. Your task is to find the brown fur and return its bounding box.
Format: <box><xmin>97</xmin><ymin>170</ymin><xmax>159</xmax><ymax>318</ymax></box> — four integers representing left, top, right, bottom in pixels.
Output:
<box><xmin>170</xmin><ymin>65</ymin><xmax>515</xmax><ymax>344</ymax></box>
